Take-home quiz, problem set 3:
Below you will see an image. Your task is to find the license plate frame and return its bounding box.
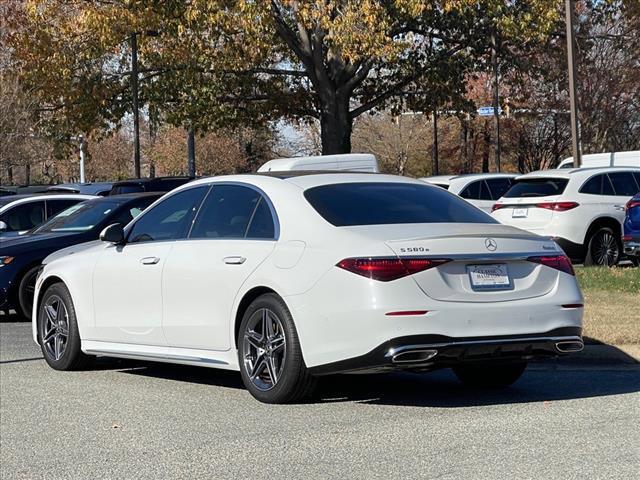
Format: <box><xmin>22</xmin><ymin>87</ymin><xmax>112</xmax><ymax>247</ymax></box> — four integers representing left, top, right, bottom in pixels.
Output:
<box><xmin>512</xmin><ymin>207</ymin><xmax>528</xmax><ymax>218</ymax></box>
<box><xmin>467</xmin><ymin>264</ymin><xmax>513</xmax><ymax>291</ymax></box>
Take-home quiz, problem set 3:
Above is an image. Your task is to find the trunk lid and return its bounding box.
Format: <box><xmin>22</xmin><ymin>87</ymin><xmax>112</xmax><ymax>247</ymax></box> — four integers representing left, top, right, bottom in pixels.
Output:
<box><xmin>349</xmin><ymin>223</ymin><xmax>561</xmax><ymax>303</ymax></box>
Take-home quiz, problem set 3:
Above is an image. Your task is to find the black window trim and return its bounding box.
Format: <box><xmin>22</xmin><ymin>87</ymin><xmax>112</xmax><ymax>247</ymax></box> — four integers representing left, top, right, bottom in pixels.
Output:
<box><xmin>186</xmin><ymin>181</ymin><xmax>280</xmax><ymax>241</ymax></box>
<box><xmin>123</xmin><ymin>185</ymin><xmax>211</xmax><ymax>245</ymax></box>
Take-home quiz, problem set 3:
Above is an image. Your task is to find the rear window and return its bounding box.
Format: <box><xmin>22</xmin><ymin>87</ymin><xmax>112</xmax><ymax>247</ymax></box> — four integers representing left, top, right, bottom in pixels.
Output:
<box><xmin>503</xmin><ymin>178</ymin><xmax>568</xmax><ymax>198</ymax></box>
<box><xmin>304</xmin><ymin>182</ymin><xmax>496</xmax><ymax>227</ymax></box>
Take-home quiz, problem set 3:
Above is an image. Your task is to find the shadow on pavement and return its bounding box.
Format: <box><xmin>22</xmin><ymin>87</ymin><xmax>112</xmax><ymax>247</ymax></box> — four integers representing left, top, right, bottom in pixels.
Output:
<box><xmin>111</xmin><ymin>356</ymin><xmax>639</xmax><ymax>407</ymax></box>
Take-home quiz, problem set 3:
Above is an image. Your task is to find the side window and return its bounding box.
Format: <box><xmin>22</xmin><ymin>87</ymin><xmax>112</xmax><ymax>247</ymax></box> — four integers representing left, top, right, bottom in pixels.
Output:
<box><xmin>485</xmin><ymin>178</ymin><xmax>513</xmax><ymax>200</ymax></box>
<box><xmin>608</xmin><ymin>172</ymin><xmax>638</xmax><ymax>196</ymax></box>
<box><xmin>460</xmin><ymin>181</ymin><xmax>481</xmax><ymax>200</ymax></box>
<box><xmin>190</xmin><ymin>185</ymin><xmax>269</xmax><ymax>239</ymax></box>
<box><xmin>579</xmin><ymin>175</ymin><xmax>602</xmax><ymax>195</ymax></box>
<box><xmin>478</xmin><ymin>181</ymin><xmax>493</xmax><ymax>200</ymax></box>
<box><xmin>633</xmin><ymin>172</ymin><xmax>640</xmax><ymax>193</ymax></box>
<box><xmin>602</xmin><ymin>175</ymin><xmax>615</xmax><ymax>195</ymax></box>
<box><xmin>1</xmin><ymin>201</ymin><xmax>45</xmax><ymax>231</ymax></box>
<box><xmin>127</xmin><ymin>187</ymin><xmax>208</xmax><ymax>243</ymax></box>
<box><xmin>246</xmin><ymin>198</ymin><xmax>276</xmax><ymax>239</ymax></box>
<box><xmin>47</xmin><ymin>199</ymin><xmax>83</xmax><ymax>218</ymax></box>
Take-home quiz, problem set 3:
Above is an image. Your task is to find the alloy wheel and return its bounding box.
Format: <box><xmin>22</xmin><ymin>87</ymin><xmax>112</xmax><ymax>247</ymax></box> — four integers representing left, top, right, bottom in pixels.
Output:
<box><xmin>592</xmin><ymin>231</ymin><xmax>619</xmax><ymax>266</ymax></box>
<box><xmin>242</xmin><ymin>308</ymin><xmax>287</xmax><ymax>391</ymax></box>
<box><xmin>41</xmin><ymin>295</ymin><xmax>70</xmax><ymax>361</ymax></box>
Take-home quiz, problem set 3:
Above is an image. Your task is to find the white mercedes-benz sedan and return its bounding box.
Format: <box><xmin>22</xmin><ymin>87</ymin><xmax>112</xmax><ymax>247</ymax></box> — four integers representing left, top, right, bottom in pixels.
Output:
<box><xmin>32</xmin><ymin>172</ymin><xmax>584</xmax><ymax>403</ymax></box>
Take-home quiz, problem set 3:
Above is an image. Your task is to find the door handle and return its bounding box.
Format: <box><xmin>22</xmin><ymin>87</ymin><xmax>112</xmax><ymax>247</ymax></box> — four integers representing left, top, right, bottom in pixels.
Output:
<box><xmin>140</xmin><ymin>256</ymin><xmax>160</xmax><ymax>265</ymax></box>
<box><xmin>614</xmin><ymin>205</ymin><xmax>625</xmax><ymax>211</ymax></box>
<box><xmin>224</xmin><ymin>256</ymin><xmax>246</xmax><ymax>265</ymax></box>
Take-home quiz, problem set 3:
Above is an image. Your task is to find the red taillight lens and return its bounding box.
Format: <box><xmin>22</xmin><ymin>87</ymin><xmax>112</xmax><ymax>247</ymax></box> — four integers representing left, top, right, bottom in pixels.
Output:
<box><xmin>491</xmin><ymin>203</ymin><xmax>506</xmax><ymax>212</ymax></box>
<box><xmin>623</xmin><ymin>235</ymin><xmax>632</xmax><ymax>242</ymax></box>
<box><xmin>337</xmin><ymin>257</ymin><xmax>451</xmax><ymax>282</ymax></box>
<box><xmin>626</xmin><ymin>199</ymin><xmax>640</xmax><ymax>211</ymax></box>
<box><xmin>536</xmin><ymin>201</ymin><xmax>579</xmax><ymax>211</ymax></box>
<box><xmin>527</xmin><ymin>255</ymin><xmax>575</xmax><ymax>276</ymax></box>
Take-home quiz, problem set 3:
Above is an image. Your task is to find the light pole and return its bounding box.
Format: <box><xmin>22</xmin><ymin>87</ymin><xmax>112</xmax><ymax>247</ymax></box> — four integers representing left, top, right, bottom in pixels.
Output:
<box><xmin>565</xmin><ymin>0</ymin><xmax>582</xmax><ymax>167</ymax></box>
<box><xmin>187</xmin><ymin>123</ymin><xmax>196</xmax><ymax>177</ymax></box>
<box><xmin>432</xmin><ymin>109</ymin><xmax>439</xmax><ymax>175</ymax></box>
<box><xmin>79</xmin><ymin>135</ymin><xmax>86</xmax><ymax>183</ymax></box>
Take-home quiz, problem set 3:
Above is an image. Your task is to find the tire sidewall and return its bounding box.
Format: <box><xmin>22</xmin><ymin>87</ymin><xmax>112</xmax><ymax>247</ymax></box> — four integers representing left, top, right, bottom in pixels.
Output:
<box><xmin>586</xmin><ymin>227</ymin><xmax>620</xmax><ymax>266</ymax></box>
<box><xmin>18</xmin><ymin>265</ymin><xmax>41</xmax><ymax>319</ymax></box>
<box><xmin>237</xmin><ymin>294</ymin><xmax>305</xmax><ymax>403</ymax></box>
<box><xmin>38</xmin><ymin>283</ymin><xmax>84</xmax><ymax>370</ymax></box>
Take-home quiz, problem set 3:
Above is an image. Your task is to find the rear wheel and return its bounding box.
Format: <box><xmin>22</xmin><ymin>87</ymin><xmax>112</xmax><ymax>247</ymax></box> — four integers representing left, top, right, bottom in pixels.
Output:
<box><xmin>453</xmin><ymin>362</ymin><xmax>527</xmax><ymax>388</ymax></box>
<box><xmin>38</xmin><ymin>282</ymin><xmax>92</xmax><ymax>370</ymax></box>
<box><xmin>585</xmin><ymin>227</ymin><xmax>621</xmax><ymax>267</ymax></box>
<box><xmin>237</xmin><ymin>293</ymin><xmax>316</xmax><ymax>403</ymax></box>
<box><xmin>18</xmin><ymin>265</ymin><xmax>41</xmax><ymax>319</ymax></box>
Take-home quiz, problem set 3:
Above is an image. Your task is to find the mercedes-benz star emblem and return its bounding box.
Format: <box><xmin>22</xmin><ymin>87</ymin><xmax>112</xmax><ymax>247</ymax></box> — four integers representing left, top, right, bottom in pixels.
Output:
<box><xmin>485</xmin><ymin>238</ymin><xmax>497</xmax><ymax>251</ymax></box>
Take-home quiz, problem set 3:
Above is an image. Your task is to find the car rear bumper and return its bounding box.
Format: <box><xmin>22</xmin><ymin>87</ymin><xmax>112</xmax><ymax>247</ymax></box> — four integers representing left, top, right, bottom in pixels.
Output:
<box><xmin>308</xmin><ymin>327</ymin><xmax>583</xmax><ymax>375</ymax></box>
<box><xmin>623</xmin><ymin>238</ymin><xmax>640</xmax><ymax>257</ymax></box>
<box><xmin>552</xmin><ymin>237</ymin><xmax>585</xmax><ymax>261</ymax></box>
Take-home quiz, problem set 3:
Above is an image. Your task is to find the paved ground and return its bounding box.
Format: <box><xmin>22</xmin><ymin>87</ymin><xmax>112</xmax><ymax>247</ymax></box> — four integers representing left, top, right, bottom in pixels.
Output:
<box><xmin>1</xmin><ymin>321</ymin><xmax>639</xmax><ymax>480</ymax></box>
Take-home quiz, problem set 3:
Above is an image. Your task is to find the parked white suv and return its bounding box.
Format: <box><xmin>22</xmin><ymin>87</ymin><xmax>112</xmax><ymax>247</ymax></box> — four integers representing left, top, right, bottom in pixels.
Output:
<box><xmin>492</xmin><ymin>167</ymin><xmax>640</xmax><ymax>265</ymax></box>
<box><xmin>420</xmin><ymin>173</ymin><xmax>517</xmax><ymax>213</ymax></box>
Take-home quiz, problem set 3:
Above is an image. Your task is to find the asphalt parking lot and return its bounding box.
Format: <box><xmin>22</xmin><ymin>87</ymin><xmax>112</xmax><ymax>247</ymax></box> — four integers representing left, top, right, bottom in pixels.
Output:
<box><xmin>1</xmin><ymin>321</ymin><xmax>639</xmax><ymax>480</ymax></box>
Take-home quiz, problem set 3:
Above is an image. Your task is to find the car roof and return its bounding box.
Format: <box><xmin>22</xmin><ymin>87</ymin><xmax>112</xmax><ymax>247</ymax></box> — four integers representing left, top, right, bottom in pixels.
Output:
<box><xmin>111</xmin><ymin>176</ymin><xmax>193</xmax><ymax>186</ymax></box>
<box><xmin>516</xmin><ymin>166</ymin><xmax>640</xmax><ymax>180</ymax></box>
<box><xmin>86</xmin><ymin>192</ymin><xmax>163</xmax><ymax>204</ymax></box>
<box><xmin>0</xmin><ymin>193</ymin><xmax>94</xmax><ymax>209</ymax></box>
<box><xmin>184</xmin><ymin>172</ymin><xmax>427</xmax><ymax>192</ymax></box>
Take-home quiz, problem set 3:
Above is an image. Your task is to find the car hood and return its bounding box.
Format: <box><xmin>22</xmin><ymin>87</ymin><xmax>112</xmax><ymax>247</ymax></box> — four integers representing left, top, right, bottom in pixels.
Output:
<box><xmin>43</xmin><ymin>239</ymin><xmax>103</xmax><ymax>265</ymax></box>
<box><xmin>0</xmin><ymin>232</ymin><xmax>85</xmax><ymax>255</ymax></box>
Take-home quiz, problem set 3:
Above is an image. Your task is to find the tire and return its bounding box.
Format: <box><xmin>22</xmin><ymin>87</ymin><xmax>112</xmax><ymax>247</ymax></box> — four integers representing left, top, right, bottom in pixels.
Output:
<box><xmin>38</xmin><ymin>282</ymin><xmax>92</xmax><ymax>371</ymax></box>
<box><xmin>18</xmin><ymin>265</ymin><xmax>41</xmax><ymax>320</ymax></box>
<box><xmin>584</xmin><ymin>227</ymin><xmax>621</xmax><ymax>267</ymax></box>
<box><xmin>237</xmin><ymin>293</ymin><xmax>316</xmax><ymax>403</ymax></box>
<box><xmin>453</xmin><ymin>361</ymin><xmax>527</xmax><ymax>388</ymax></box>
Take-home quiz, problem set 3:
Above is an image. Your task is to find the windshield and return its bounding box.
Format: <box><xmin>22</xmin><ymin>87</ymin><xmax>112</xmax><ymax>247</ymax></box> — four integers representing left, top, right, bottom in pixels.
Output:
<box><xmin>304</xmin><ymin>182</ymin><xmax>496</xmax><ymax>227</ymax></box>
<box><xmin>503</xmin><ymin>178</ymin><xmax>568</xmax><ymax>198</ymax></box>
<box><xmin>34</xmin><ymin>200</ymin><xmax>120</xmax><ymax>233</ymax></box>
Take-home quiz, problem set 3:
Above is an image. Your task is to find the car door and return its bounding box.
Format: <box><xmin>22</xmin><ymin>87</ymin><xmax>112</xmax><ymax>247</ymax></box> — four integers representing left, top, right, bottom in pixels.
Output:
<box><xmin>162</xmin><ymin>184</ymin><xmax>278</xmax><ymax>351</ymax></box>
<box><xmin>91</xmin><ymin>186</ymin><xmax>208</xmax><ymax>345</ymax></box>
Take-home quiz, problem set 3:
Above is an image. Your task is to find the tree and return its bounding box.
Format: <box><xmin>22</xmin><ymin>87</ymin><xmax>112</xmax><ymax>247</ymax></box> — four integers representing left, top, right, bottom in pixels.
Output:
<box><xmin>11</xmin><ymin>1</ymin><xmax>561</xmax><ymax>158</ymax></box>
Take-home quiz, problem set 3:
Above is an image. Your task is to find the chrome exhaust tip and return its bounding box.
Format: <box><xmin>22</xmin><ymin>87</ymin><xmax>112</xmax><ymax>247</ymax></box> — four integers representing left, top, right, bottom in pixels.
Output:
<box><xmin>391</xmin><ymin>349</ymin><xmax>438</xmax><ymax>364</ymax></box>
<box><xmin>555</xmin><ymin>341</ymin><xmax>584</xmax><ymax>353</ymax></box>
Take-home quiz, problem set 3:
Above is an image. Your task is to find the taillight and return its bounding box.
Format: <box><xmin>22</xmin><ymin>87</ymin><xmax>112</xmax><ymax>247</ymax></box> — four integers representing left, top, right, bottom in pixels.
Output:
<box><xmin>623</xmin><ymin>235</ymin><xmax>632</xmax><ymax>242</ymax></box>
<box><xmin>492</xmin><ymin>203</ymin><xmax>506</xmax><ymax>212</ymax></box>
<box><xmin>337</xmin><ymin>257</ymin><xmax>451</xmax><ymax>282</ymax></box>
<box><xmin>626</xmin><ymin>199</ymin><xmax>640</xmax><ymax>211</ymax></box>
<box><xmin>527</xmin><ymin>255</ymin><xmax>575</xmax><ymax>276</ymax></box>
<box><xmin>536</xmin><ymin>201</ymin><xmax>579</xmax><ymax>211</ymax></box>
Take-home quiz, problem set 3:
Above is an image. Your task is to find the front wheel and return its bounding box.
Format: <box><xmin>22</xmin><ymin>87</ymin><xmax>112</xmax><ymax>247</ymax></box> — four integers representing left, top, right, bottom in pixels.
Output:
<box><xmin>18</xmin><ymin>265</ymin><xmax>41</xmax><ymax>319</ymax></box>
<box><xmin>237</xmin><ymin>293</ymin><xmax>316</xmax><ymax>403</ymax></box>
<box><xmin>585</xmin><ymin>227</ymin><xmax>621</xmax><ymax>267</ymax></box>
<box><xmin>38</xmin><ymin>282</ymin><xmax>92</xmax><ymax>370</ymax></box>
<box><xmin>453</xmin><ymin>362</ymin><xmax>527</xmax><ymax>388</ymax></box>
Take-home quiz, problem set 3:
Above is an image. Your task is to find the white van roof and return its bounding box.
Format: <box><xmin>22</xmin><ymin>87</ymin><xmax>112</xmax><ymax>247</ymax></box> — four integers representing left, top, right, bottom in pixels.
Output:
<box><xmin>558</xmin><ymin>150</ymin><xmax>640</xmax><ymax>169</ymax></box>
<box><xmin>258</xmin><ymin>153</ymin><xmax>379</xmax><ymax>173</ymax></box>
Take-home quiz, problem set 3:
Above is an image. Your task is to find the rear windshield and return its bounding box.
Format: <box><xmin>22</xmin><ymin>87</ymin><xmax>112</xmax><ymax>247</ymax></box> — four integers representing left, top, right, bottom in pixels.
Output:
<box><xmin>304</xmin><ymin>182</ymin><xmax>496</xmax><ymax>226</ymax></box>
<box><xmin>503</xmin><ymin>178</ymin><xmax>568</xmax><ymax>198</ymax></box>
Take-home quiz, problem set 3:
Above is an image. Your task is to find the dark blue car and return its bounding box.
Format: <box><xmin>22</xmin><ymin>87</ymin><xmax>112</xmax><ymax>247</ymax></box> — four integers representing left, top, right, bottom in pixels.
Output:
<box><xmin>623</xmin><ymin>193</ymin><xmax>640</xmax><ymax>264</ymax></box>
<box><xmin>0</xmin><ymin>193</ymin><xmax>160</xmax><ymax>318</ymax></box>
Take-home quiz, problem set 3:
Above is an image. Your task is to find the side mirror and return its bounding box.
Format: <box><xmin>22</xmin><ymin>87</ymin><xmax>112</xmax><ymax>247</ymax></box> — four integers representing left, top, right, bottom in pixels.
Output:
<box><xmin>99</xmin><ymin>223</ymin><xmax>125</xmax><ymax>244</ymax></box>
<box><xmin>0</xmin><ymin>221</ymin><xmax>6</xmax><ymax>232</ymax></box>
